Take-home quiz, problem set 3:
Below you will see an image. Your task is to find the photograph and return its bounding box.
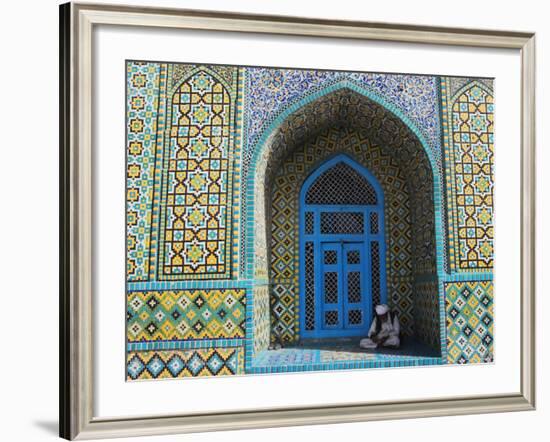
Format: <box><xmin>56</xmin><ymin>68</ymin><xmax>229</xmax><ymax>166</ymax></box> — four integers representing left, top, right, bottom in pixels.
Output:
<box><xmin>125</xmin><ymin>62</ymin><xmax>495</xmax><ymax>379</ymax></box>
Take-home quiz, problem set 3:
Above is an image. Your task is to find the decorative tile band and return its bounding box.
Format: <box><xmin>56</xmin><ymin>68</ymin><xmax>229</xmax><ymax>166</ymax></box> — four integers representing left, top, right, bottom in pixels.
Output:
<box><xmin>127</xmin><ymin>338</ymin><xmax>244</xmax><ymax>351</ymax></box>
<box><xmin>127</xmin><ymin>347</ymin><xmax>244</xmax><ymax>380</ymax></box>
<box><xmin>127</xmin><ymin>279</ymin><xmax>255</xmax><ymax>291</ymax></box>
<box><xmin>126</xmin><ymin>61</ymin><xmax>162</xmax><ymax>281</ymax></box>
<box><xmin>127</xmin><ymin>289</ymin><xmax>246</xmax><ymax>342</ymax></box>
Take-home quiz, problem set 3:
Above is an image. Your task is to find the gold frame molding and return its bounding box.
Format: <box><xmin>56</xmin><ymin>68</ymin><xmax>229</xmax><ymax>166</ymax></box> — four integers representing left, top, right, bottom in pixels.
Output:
<box><xmin>59</xmin><ymin>2</ymin><xmax>536</xmax><ymax>439</ymax></box>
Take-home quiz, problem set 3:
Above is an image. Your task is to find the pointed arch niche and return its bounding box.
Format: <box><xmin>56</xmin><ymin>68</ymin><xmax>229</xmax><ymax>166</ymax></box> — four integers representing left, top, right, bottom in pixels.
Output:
<box><xmin>157</xmin><ymin>67</ymin><xmax>237</xmax><ymax>281</ymax></box>
<box><xmin>246</xmin><ymin>85</ymin><xmax>445</xmax><ymax>369</ymax></box>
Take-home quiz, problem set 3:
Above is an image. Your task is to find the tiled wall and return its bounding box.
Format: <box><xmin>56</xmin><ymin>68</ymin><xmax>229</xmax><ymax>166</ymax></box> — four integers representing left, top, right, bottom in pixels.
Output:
<box><xmin>126</xmin><ymin>62</ymin><xmax>495</xmax><ymax>379</ymax></box>
<box><xmin>440</xmin><ymin>77</ymin><xmax>495</xmax><ymax>363</ymax></box>
<box><xmin>126</xmin><ymin>61</ymin><xmax>247</xmax><ymax>380</ymax></box>
<box><xmin>126</xmin><ymin>287</ymin><xmax>247</xmax><ymax>380</ymax></box>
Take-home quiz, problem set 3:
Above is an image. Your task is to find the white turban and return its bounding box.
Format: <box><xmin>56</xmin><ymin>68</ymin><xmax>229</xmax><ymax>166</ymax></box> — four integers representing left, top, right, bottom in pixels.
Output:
<box><xmin>375</xmin><ymin>304</ymin><xmax>389</xmax><ymax>315</ymax></box>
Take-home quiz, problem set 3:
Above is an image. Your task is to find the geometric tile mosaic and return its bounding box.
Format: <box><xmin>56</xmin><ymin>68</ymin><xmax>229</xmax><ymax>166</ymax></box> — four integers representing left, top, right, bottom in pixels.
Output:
<box><xmin>127</xmin><ymin>347</ymin><xmax>244</xmax><ymax>380</ymax></box>
<box><xmin>157</xmin><ymin>67</ymin><xmax>239</xmax><ymax>279</ymax></box>
<box><xmin>445</xmin><ymin>280</ymin><xmax>494</xmax><ymax>364</ymax></box>
<box><xmin>127</xmin><ymin>289</ymin><xmax>246</xmax><ymax>342</ymax></box>
<box><xmin>126</xmin><ymin>62</ymin><xmax>162</xmax><ymax>281</ymax></box>
<box><xmin>442</xmin><ymin>79</ymin><xmax>494</xmax><ymax>271</ymax></box>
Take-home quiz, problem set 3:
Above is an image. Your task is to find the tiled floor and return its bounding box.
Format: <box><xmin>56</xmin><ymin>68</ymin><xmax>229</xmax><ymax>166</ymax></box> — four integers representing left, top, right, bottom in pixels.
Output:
<box><xmin>249</xmin><ymin>337</ymin><xmax>442</xmax><ymax>374</ymax></box>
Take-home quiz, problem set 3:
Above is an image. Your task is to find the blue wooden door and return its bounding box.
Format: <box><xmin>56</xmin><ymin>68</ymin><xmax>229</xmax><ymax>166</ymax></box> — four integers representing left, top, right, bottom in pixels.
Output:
<box><xmin>299</xmin><ymin>155</ymin><xmax>387</xmax><ymax>339</ymax></box>
<box><xmin>319</xmin><ymin>242</ymin><xmax>369</xmax><ymax>334</ymax></box>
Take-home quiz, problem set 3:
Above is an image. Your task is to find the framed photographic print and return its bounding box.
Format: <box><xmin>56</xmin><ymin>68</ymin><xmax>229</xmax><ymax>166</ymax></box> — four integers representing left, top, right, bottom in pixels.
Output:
<box><xmin>59</xmin><ymin>2</ymin><xmax>536</xmax><ymax>440</ymax></box>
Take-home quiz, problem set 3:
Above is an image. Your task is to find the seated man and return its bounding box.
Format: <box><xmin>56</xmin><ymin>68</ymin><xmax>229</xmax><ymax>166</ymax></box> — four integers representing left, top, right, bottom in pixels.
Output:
<box><xmin>359</xmin><ymin>304</ymin><xmax>400</xmax><ymax>349</ymax></box>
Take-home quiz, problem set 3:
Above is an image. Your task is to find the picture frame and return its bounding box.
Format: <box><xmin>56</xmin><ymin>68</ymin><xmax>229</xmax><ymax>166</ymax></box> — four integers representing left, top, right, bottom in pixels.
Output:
<box><xmin>59</xmin><ymin>2</ymin><xmax>536</xmax><ymax>440</ymax></box>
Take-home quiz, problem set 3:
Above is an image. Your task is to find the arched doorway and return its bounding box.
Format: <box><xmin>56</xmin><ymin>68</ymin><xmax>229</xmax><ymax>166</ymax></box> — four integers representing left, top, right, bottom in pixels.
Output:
<box><xmin>246</xmin><ymin>85</ymin><xmax>444</xmax><ymax>366</ymax></box>
<box><xmin>299</xmin><ymin>154</ymin><xmax>386</xmax><ymax>339</ymax></box>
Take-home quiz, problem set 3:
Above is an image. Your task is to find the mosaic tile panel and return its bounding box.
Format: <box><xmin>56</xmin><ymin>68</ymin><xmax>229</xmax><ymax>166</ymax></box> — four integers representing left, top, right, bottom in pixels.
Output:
<box><xmin>157</xmin><ymin>67</ymin><xmax>240</xmax><ymax>280</ymax></box>
<box><xmin>270</xmin><ymin>127</ymin><xmax>414</xmax><ymax>341</ymax></box>
<box><xmin>445</xmin><ymin>280</ymin><xmax>493</xmax><ymax>364</ymax></box>
<box><xmin>127</xmin><ymin>347</ymin><xmax>244</xmax><ymax>380</ymax></box>
<box><xmin>442</xmin><ymin>79</ymin><xmax>494</xmax><ymax>271</ymax></box>
<box><xmin>126</xmin><ymin>62</ymin><xmax>162</xmax><ymax>281</ymax></box>
<box><xmin>243</xmin><ymin>69</ymin><xmax>441</xmax><ymax>164</ymax></box>
<box><xmin>127</xmin><ymin>289</ymin><xmax>246</xmax><ymax>341</ymax></box>
<box><xmin>270</xmin><ymin>283</ymin><xmax>297</xmax><ymax>341</ymax></box>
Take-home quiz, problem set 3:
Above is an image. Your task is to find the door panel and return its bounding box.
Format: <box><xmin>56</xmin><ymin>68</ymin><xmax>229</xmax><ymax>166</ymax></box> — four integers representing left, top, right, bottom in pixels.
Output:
<box><xmin>301</xmin><ymin>206</ymin><xmax>384</xmax><ymax>338</ymax></box>
<box><xmin>320</xmin><ymin>243</ymin><xmax>342</xmax><ymax>330</ymax></box>
<box><xmin>343</xmin><ymin>243</ymin><xmax>368</xmax><ymax>329</ymax></box>
<box><xmin>318</xmin><ymin>241</ymin><xmax>370</xmax><ymax>334</ymax></box>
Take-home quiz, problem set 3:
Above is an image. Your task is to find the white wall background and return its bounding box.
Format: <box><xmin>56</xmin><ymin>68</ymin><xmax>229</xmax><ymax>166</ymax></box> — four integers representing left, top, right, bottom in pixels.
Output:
<box><xmin>0</xmin><ymin>0</ymin><xmax>546</xmax><ymax>441</ymax></box>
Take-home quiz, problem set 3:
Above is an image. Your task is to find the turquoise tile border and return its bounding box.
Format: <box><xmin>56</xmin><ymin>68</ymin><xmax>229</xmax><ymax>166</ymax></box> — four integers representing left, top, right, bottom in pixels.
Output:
<box><xmin>443</xmin><ymin>272</ymin><xmax>493</xmax><ymax>283</ymax></box>
<box><xmin>127</xmin><ymin>338</ymin><xmax>244</xmax><ymax>351</ymax></box>
<box><xmin>127</xmin><ymin>279</ymin><xmax>257</xmax><ymax>291</ymax></box>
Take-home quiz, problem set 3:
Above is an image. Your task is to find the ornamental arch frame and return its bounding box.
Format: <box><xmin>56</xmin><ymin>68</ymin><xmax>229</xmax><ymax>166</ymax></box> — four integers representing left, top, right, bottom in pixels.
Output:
<box><xmin>244</xmin><ymin>81</ymin><xmax>447</xmax><ymax>365</ymax></box>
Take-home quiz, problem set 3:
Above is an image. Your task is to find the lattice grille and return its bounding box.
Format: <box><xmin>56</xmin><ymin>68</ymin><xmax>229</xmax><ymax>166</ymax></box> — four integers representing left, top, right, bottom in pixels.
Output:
<box><xmin>305</xmin><ymin>211</ymin><xmax>314</xmax><ymax>234</ymax></box>
<box><xmin>370</xmin><ymin>212</ymin><xmax>379</xmax><ymax>234</ymax></box>
<box><xmin>324</xmin><ymin>272</ymin><xmax>339</xmax><ymax>304</ymax></box>
<box><xmin>348</xmin><ymin>309</ymin><xmax>362</xmax><ymax>325</ymax></box>
<box><xmin>320</xmin><ymin>212</ymin><xmax>364</xmax><ymax>234</ymax></box>
<box><xmin>347</xmin><ymin>271</ymin><xmax>361</xmax><ymax>303</ymax></box>
<box><xmin>371</xmin><ymin>242</ymin><xmax>381</xmax><ymax>306</ymax></box>
<box><xmin>325</xmin><ymin>311</ymin><xmax>338</xmax><ymax>326</ymax></box>
<box><xmin>304</xmin><ymin>242</ymin><xmax>315</xmax><ymax>331</ymax></box>
<box><xmin>347</xmin><ymin>250</ymin><xmax>360</xmax><ymax>264</ymax></box>
<box><xmin>305</xmin><ymin>162</ymin><xmax>377</xmax><ymax>205</ymax></box>
<box><xmin>324</xmin><ymin>250</ymin><xmax>337</xmax><ymax>265</ymax></box>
